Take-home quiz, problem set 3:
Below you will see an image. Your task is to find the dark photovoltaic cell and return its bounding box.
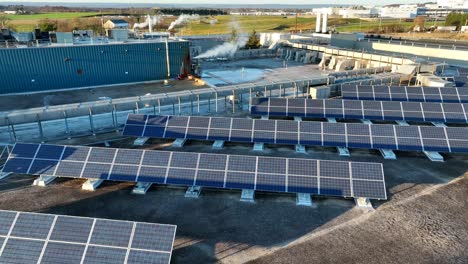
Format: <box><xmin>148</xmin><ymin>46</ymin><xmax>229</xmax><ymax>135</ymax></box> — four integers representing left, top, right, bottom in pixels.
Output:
<box><xmin>341</xmin><ymin>84</ymin><xmax>468</xmax><ymax>103</ymax></box>
<box><xmin>250</xmin><ymin>98</ymin><xmax>468</xmax><ymax>123</ymax></box>
<box><xmin>122</xmin><ymin>115</ymin><xmax>468</xmax><ymax>154</ymax></box>
<box><xmin>2</xmin><ymin>143</ymin><xmax>387</xmax><ymax>200</ymax></box>
<box><xmin>0</xmin><ymin>210</ymin><xmax>177</xmax><ymax>264</ymax></box>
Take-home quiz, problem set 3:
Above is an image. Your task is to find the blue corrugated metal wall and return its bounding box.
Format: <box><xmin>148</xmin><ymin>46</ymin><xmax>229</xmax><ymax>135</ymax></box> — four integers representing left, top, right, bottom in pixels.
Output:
<box><xmin>0</xmin><ymin>41</ymin><xmax>190</xmax><ymax>94</ymax></box>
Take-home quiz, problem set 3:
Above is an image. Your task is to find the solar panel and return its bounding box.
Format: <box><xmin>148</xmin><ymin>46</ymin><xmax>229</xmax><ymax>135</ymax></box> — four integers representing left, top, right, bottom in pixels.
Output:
<box><xmin>0</xmin><ymin>210</ymin><xmax>176</xmax><ymax>264</ymax></box>
<box><xmin>1</xmin><ymin>143</ymin><xmax>387</xmax><ymax>200</ymax></box>
<box><xmin>122</xmin><ymin>114</ymin><xmax>468</xmax><ymax>154</ymax></box>
<box><xmin>250</xmin><ymin>98</ymin><xmax>468</xmax><ymax>124</ymax></box>
<box><xmin>341</xmin><ymin>85</ymin><xmax>468</xmax><ymax>103</ymax></box>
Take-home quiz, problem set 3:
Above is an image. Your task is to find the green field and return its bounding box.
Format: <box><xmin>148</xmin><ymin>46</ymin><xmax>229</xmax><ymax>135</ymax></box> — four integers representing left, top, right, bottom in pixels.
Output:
<box><xmin>4</xmin><ymin>12</ymin><xmax>447</xmax><ymax>35</ymax></box>
<box><xmin>335</xmin><ymin>19</ymin><xmax>446</xmax><ymax>33</ymax></box>
<box><xmin>178</xmin><ymin>15</ymin><xmax>362</xmax><ymax>35</ymax></box>
<box><xmin>5</xmin><ymin>12</ymin><xmax>102</xmax><ymax>20</ymax></box>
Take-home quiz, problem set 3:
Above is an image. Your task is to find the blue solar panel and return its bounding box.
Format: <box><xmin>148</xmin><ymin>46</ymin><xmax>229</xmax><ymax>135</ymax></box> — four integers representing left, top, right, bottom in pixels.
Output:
<box><xmin>287</xmin><ymin>176</ymin><xmax>318</xmax><ymax>193</ymax></box>
<box><xmin>225</xmin><ymin>172</ymin><xmax>255</xmax><ymax>189</ymax></box>
<box><xmin>166</xmin><ymin>168</ymin><xmax>196</xmax><ymax>185</ymax></box>
<box><xmin>10</xmin><ymin>143</ymin><xmax>39</xmax><ymax>158</ymax></box>
<box><xmin>256</xmin><ymin>173</ymin><xmax>286</xmax><ymax>192</ymax></box>
<box><xmin>252</xmin><ymin>97</ymin><xmax>468</xmax><ymax>123</ymax></box>
<box><xmin>341</xmin><ymin>85</ymin><xmax>468</xmax><ymax>104</ymax></box>
<box><xmin>2</xmin><ymin>144</ymin><xmax>387</xmax><ymax>199</ymax></box>
<box><xmin>0</xmin><ymin>210</ymin><xmax>177</xmax><ymax>264</ymax></box>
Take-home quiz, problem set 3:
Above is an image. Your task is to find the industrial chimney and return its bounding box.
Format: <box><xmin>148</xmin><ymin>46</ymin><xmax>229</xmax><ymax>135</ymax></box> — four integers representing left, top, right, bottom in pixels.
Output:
<box><xmin>322</xmin><ymin>13</ymin><xmax>328</xmax><ymax>33</ymax></box>
<box><xmin>315</xmin><ymin>13</ymin><xmax>322</xmax><ymax>33</ymax></box>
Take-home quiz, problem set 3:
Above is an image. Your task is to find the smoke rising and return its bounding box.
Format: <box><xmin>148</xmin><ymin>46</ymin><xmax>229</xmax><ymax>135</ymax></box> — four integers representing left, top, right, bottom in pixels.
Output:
<box><xmin>194</xmin><ymin>21</ymin><xmax>247</xmax><ymax>59</ymax></box>
<box><xmin>168</xmin><ymin>14</ymin><xmax>200</xmax><ymax>30</ymax></box>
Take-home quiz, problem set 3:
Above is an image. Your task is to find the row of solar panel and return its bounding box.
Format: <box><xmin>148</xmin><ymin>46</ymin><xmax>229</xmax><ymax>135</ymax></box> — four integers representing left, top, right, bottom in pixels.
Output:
<box><xmin>250</xmin><ymin>98</ymin><xmax>468</xmax><ymax>123</ymax></box>
<box><xmin>453</xmin><ymin>76</ymin><xmax>467</xmax><ymax>87</ymax></box>
<box><xmin>123</xmin><ymin>115</ymin><xmax>468</xmax><ymax>153</ymax></box>
<box><xmin>0</xmin><ymin>210</ymin><xmax>176</xmax><ymax>264</ymax></box>
<box><xmin>3</xmin><ymin>143</ymin><xmax>387</xmax><ymax>199</ymax></box>
<box><xmin>341</xmin><ymin>85</ymin><xmax>468</xmax><ymax>103</ymax></box>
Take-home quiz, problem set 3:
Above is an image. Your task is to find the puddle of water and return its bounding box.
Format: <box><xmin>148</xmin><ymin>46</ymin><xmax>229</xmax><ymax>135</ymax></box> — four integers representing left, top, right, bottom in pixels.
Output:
<box><xmin>202</xmin><ymin>68</ymin><xmax>266</xmax><ymax>86</ymax></box>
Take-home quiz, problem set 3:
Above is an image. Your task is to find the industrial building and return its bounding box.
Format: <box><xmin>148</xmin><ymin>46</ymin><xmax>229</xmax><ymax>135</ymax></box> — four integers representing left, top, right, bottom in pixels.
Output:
<box><xmin>0</xmin><ymin>40</ymin><xmax>191</xmax><ymax>94</ymax></box>
<box><xmin>0</xmin><ymin>11</ymin><xmax>467</xmax><ymax>264</ymax></box>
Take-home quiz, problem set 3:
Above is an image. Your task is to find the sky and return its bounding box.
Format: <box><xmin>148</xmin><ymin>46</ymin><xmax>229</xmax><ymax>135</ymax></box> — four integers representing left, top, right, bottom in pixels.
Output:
<box><xmin>0</xmin><ymin>0</ymin><xmax>429</xmax><ymax>6</ymax></box>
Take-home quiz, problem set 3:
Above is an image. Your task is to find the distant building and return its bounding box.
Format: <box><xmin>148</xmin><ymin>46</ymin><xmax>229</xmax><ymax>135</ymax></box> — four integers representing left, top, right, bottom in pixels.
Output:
<box><xmin>103</xmin><ymin>19</ymin><xmax>129</xmax><ymax>29</ymax></box>
<box><xmin>437</xmin><ymin>0</ymin><xmax>468</xmax><ymax>8</ymax></box>
<box><xmin>338</xmin><ymin>7</ymin><xmax>379</xmax><ymax>18</ymax></box>
<box><xmin>3</xmin><ymin>11</ymin><xmax>17</xmax><ymax>15</ymax></box>
<box><xmin>379</xmin><ymin>5</ymin><xmax>421</xmax><ymax>19</ymax></box>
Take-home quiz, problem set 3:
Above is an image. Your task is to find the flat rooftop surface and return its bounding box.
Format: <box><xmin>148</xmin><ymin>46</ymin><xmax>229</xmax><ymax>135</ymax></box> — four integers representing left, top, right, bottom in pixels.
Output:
<box><xmin>0</xmin><ymin>79</ymin><xmax>208</xmax><ymax>112</ymax></box>
<box><xmin>201</xmin><ymin>58</ymin><xmax>327</xmax><ymax>87</ymax></box>
<box><xmin>0</xmin><ymin>132</ymin><xmax>467</xmax><ymax>264</ymax></box>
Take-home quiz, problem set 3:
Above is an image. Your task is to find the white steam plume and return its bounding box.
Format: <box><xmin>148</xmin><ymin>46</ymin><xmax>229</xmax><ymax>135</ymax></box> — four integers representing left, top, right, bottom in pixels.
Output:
<box><xmin>133</xmin><ymin>15</ymin><xmax>163</xmax><ymax>30</ymax></box>
<box><xmin>194</xmin><ymin>36</ymin><xmax>247</xmax><ymax>59</ymax></box>
<box><xmin>168</xmin><ymin>14</ymin><xmax>200</xmax><ymax>30</ymax></box>
<box><xmin>195</xmin><ymin>20</ymin><xmax>247</xmax><ymax>59</ymax></box>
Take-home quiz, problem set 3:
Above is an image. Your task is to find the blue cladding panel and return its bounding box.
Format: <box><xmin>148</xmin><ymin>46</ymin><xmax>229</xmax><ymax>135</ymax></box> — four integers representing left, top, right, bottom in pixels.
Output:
<box><xmin>0</xmin><ymin>42</ymin><xmax>190</xmax><ymax>94</ymax></box>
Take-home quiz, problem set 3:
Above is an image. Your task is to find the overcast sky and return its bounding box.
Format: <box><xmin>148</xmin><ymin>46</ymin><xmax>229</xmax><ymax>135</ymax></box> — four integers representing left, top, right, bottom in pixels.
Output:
<box><xmin>0</xmin><ymin>0</ymin><xmax>429</xmax><ymax>6</ymax></box>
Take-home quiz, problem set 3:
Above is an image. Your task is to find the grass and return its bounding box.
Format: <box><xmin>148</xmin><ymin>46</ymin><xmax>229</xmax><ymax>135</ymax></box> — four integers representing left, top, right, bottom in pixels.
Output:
<box><xmin>5</xmin><ymin>12</ymin><xmax>450</xmax><ymax>38</ymax></box>
<box><xmin>5</xmin><ymin>12</ymin><xmax>103</xmax><ymax>20</ymax></box>
<box><xmin>178</xmin><ymin>15</ymin><xmax>361</xmax><ymax>35</ymax></box>
<box><xmin>334</xmin><ymin>19</ymin><xmax>446</xmax><ymax>33</ymax></box>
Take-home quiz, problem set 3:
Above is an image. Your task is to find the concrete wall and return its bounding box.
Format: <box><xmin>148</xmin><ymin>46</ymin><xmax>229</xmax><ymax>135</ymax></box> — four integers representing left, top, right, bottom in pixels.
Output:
<box><xmin>0</xmin><ymin>41</ymin><xmax>190</xmax><ymax>95</ymax></box>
